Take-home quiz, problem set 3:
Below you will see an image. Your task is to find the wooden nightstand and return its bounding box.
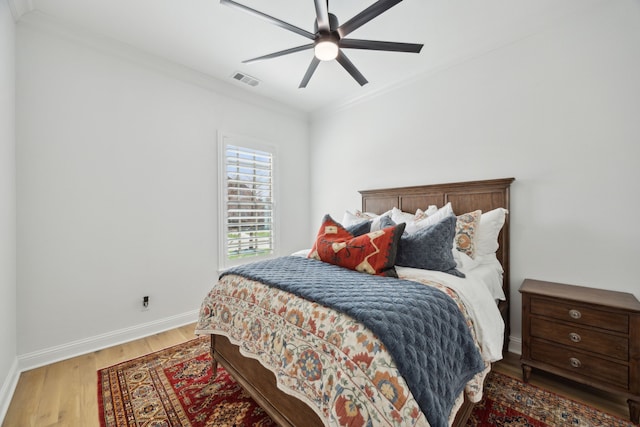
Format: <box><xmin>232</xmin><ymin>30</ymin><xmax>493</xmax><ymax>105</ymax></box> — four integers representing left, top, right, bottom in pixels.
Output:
<box><xmin>520</xmin><ymin>279</ymin><xmax>640</xmax><ymax>423</ymax></box>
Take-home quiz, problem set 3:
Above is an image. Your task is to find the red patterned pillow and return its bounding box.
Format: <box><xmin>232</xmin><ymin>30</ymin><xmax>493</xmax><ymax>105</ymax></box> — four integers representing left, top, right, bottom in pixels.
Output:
<box><xmin>308</xmin><ymin>215</ymin><xmax>405</xmax><ymax>277</ymax></box>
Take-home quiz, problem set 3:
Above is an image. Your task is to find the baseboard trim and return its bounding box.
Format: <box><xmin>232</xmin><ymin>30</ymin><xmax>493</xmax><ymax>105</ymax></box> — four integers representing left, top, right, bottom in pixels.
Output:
<box><xmin>0</xmin><ymin>357</ymin><xmax>20</xmax><ymax>425</ymax></box>
<box><xmin>508</xmin><ymin>335</ymin><xmax>522</xmax><ymax>355</ymax></box>
<box><xmin>17</xmin><ymin>309</ymin><xmax>199</xmax><ymax>372</ymax></box>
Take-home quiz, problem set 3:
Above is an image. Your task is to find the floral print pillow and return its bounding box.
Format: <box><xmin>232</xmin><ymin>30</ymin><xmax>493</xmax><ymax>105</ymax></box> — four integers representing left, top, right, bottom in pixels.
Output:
<box><xmin>455</xmin><ymin>210</ymin><xmax>482</xmax><ymax>259</ymax></box>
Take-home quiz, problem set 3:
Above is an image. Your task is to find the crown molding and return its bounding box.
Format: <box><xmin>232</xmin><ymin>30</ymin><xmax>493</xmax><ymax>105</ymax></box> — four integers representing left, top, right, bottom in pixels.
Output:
<box><xmin>7</xmin><ymin>0</ymin><xmax>33</xmax><ymax>22</ymax></box>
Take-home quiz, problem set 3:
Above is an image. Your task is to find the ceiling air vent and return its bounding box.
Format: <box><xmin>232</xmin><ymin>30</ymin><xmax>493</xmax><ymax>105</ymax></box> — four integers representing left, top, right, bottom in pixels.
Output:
<box><xmin>232</xmin><ymin>72</ymin><xmax>260</xmax><ymax>87</ymax></box>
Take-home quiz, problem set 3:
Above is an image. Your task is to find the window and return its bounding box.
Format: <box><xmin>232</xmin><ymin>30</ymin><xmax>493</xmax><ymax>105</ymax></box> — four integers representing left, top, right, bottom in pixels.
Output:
<box><xmin>219</xmin><ymin>135</ymin><xmax>276</xmax><ymax>267</ymax></box>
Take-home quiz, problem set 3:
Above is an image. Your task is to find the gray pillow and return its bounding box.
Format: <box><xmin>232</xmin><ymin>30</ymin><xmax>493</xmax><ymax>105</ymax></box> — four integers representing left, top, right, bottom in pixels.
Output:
<box><xmin>345</xmin><ymin>220</ymin><xmax>372</xmax><ymax>237</ymax></box>
<box><xmin>395</xmin><ymin>214</ymin><xmax>465</xmax><ymax>278</ymax></box>
<box><xmin>377</xmin><ymin>215</ymin><xmax>395</xmax><ymax>229</ymax></box>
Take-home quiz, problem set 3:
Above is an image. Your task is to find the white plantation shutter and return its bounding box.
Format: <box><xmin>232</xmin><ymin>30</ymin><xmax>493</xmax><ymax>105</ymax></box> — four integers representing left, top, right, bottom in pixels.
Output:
<box><xmin>220</xmin><ymin>139</ymin><xmax>275</xmax><ymax>266</ymax></box>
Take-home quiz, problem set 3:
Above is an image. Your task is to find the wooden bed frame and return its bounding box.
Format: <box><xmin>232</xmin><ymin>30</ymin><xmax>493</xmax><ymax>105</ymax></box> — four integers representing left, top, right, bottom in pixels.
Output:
<box><xmin>209</xmin><ymin>177</ymin><xmax>515</xmax><ymax>427</ymax></box>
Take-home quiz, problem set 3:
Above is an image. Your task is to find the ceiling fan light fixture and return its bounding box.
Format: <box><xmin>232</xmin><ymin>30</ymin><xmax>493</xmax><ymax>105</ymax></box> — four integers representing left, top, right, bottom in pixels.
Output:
<box><xmin>222</xmin><ymin>0</ymin><xmax>424</xmax><ymax>87</ymax></box>
<box><xmin>314</xmin><ymin>36</ymin><xmax>339</xmax><ymax>61</ymax></box>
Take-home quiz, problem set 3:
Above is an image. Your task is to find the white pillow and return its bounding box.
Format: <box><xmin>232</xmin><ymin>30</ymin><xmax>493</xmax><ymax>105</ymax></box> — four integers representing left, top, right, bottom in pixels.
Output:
<box><xmin>475</xmin><ymin>208</ymin><xmax>508</xmax><ymax>256</ymax></box>
<box><xmin>341</xmin><ymin>210</ymin><xmax>373</xmax><ymax>228</ymax></box>
<box><xmin>452</xmin><ymin>248</ymin><xmax>480</xmax><ymax>271</ymax></box>
<box><xmin>413</xmin><ymin>206</ymin><xmax>436</xmax><ymax>221</ymax></box>
<box><xmin>405</xmin><ymin>202</ymin><xmax>454</xmax><ymax>234</ymax></box>
<box><xmin>423</xmin><ymin>205</ymin><xmax>439</xmax><ymax>216</ymax></box>
<box><xmin>342</xmin><ymin>209</ymin><xmax>394</xmax><ymax>231</ymax></box>
<box><xmin>475</xmin><ymin>253</ymin><xmax>504</xmax><ymax>272</ymax></box>
<box><xmin>390</xmin><ymin>207</ymin><xmax>415</xmax><ymax>224</ymax></box>
<box><xmin>392</xmin><ymin>206</ymin><xmax>438</xmax><ymax>225</ymax></box>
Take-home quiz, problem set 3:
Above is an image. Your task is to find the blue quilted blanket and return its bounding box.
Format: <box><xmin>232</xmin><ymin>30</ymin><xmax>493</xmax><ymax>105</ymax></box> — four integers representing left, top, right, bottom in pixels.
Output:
<box><xmin>221</xmin><ymin>256</ymin><xmax>485</xmax><ymax>427</ymax></box>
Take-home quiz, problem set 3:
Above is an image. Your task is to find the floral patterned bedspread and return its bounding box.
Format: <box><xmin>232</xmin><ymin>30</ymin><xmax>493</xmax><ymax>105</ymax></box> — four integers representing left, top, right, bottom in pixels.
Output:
<box><xmin>195</xmin><ymin>270</ymin><xmax>489</xmax><ymax>427</ymax></box>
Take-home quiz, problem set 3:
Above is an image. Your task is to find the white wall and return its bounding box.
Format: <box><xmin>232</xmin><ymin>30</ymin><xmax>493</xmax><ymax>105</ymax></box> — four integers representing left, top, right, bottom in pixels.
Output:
<box><xmin>0</xmin><ymin>0</ymin><xmax>18</xmax><ymax>421</ymax></box>
<box><xmin>16</xmin><ymin>18</ymin><xmax>310</xmax><ymax>366</ymax></box>
<box><xmin>309</xmin><ymin>1</ymin><xmax>640</xmax><ymax>352</ymax></box>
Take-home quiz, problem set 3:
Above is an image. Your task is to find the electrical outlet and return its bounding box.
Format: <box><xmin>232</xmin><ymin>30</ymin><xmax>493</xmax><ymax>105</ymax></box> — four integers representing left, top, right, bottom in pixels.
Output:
<box><xmin>142</xmin><ymin>296</ymin><xmax>149</xmax><ymax>311</ymax></box>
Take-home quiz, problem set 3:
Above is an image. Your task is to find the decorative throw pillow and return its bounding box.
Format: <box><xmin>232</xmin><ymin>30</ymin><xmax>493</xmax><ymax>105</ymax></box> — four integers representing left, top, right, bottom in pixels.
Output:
<box><xmin>395</xmin><ymin>214</ymin><xmax>465</xmax><ymax>277</ymax></box>
<box><xmin>308</xmin><ymin>215</ymin><xmax>405</xmax><ymax>277</ymax></box>
<box><xmin>455</xmin><ymin>210</ymin><xmax>481</xmax><ymax>258</ymax></box>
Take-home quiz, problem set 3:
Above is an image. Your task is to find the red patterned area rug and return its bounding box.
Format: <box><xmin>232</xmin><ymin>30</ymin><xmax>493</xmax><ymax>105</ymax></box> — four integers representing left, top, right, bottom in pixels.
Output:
<box><xmin>98</xmin><ymin>336</ymin><xmax>275</xmax><ymax>427</ymax></box>
<box><xmin>98</xmin><ymin>337</ymin><xmax>634</xmax><ymax>427</ymax></box>
<box><xmin>467</xmin><ymin>371</ymin><xmax>634</xmax><ymax>427</ymax></box>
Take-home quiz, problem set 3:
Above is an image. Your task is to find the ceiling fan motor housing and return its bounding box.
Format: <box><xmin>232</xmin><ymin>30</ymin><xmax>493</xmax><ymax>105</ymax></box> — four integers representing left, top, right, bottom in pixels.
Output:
<box><xmin>314</xmin><ymin>13</ymin><xmax>339</xmax><ymax>33</ymax></box>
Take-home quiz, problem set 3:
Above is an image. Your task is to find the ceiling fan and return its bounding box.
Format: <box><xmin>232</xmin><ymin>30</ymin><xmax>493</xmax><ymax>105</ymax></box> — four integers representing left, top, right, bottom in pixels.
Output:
<box><xmin>221</xmin><ymin>0</ymin><xmax>423</xmax><ymax>88</ymax></box>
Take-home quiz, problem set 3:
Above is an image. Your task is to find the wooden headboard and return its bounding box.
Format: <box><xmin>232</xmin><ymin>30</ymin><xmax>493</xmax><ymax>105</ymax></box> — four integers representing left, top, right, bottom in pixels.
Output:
<box><xmin>359</xmin><ymin>177</ymin><xmax>515</xmax><ymax>347</ymax></box>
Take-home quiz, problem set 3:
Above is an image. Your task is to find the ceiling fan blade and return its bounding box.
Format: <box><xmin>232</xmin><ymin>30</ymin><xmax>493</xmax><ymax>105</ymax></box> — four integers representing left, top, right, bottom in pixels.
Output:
<box><xmin>340</xmin><ymin>39</ymin><xmax>423</xmax><ymax>53</ymax></box>
<box><xmin>314</xmin><ymin>0</ymin><xmax>330</xmax><ymax>32</ymax></box>
<box><xmin>220</xmin><ymin>0</ymin><xmax>315</xmax><ymax>40</ymax></box>
<box><xmin>243</xmin><ymin>44</ymin><xmax>314</xmax><ymax>64</ymax></box>
<box><xmin>337</xmin><ymin>0</ymin><xmax>402</xmax><ymax>38</ymax></box>
<box><xmin>336</xmin><ymin>51</ymin><xmax>368</xmax><ymax>86</ymax></box>
<box><xmin>299</xmin><ymin>57</ymin><xmax>321</xmax><ymax>88</ymax></box>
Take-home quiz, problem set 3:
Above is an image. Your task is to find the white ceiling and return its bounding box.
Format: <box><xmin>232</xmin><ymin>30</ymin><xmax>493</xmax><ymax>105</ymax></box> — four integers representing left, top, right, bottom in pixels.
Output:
<box><xmin>17</xmin><ymin>0</ymin><xmax>603</xmax><ymax>113</ymax></box>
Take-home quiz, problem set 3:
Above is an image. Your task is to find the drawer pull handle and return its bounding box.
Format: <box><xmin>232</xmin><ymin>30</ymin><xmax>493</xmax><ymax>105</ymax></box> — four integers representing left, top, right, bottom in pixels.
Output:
<box><xmin>569</xmin><ymin>309</ymin><xmax>582</xmax><ymax>319</ymax></box>
<box><xmin>569</xmin><ymin>357</ymin><xmax>582</xmax><ymax>368</ymax></box>
<box><xmin>569</xmin><ymin>332</ymin><xmax>581</xmax><ymax>343</ymax></box>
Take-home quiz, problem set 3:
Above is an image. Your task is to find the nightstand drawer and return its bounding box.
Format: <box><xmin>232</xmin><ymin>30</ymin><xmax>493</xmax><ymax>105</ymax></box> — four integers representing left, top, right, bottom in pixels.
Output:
<box><xmin>530</xmin><ymin>298</ymin><xmax>628</xmax><ymax>333</ymax></box>
<box><xmin>530</xmin><ymin>338</ymin><xmax>629</xmax><ymax>389</ymax></box>
<box><xmin>530</xmin><ymin>317</ymin><xmax>628</xmax><ymax>360</ymax></box>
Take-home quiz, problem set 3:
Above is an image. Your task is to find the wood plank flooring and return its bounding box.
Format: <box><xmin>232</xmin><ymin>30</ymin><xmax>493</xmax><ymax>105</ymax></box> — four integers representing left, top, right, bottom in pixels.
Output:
<box><xmin>2</xmin><ymin>325</ymin><xmax>631</xmax><ymax>426</ymax></box>
<box><xmin>2</xmin><ymin>324</ymin><xmax>197</xmax><ymax>427</ymax></box>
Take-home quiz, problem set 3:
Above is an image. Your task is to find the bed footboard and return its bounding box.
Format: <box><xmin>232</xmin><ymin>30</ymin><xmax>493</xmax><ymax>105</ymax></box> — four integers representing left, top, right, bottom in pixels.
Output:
<box><xmin>210</xmin><ymin>334</ymin><xmax>324</xmax><ymax>427</ymax></box>
<box><xmin>209</xmin><ymin>334</ymin><xmax>475</xmax><ymax>427</ymax></box>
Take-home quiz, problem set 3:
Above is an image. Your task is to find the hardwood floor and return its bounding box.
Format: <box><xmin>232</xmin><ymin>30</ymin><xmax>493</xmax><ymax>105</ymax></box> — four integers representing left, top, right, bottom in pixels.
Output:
<box><xmin>2</xmin><ymin>327</ymin><xmax>631</xmax><ymax>426</ymax></box>
<box><xmin>2</xmin><ymin>323</ymin><xmax>198</xmax><ymax>427</ymax></box>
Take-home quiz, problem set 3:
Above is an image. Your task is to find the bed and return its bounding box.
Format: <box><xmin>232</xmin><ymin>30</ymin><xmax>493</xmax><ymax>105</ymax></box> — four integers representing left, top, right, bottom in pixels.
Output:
<box><xmin>196</xmin><ymin>177</ymin><xmax>515</xmax><ymax>427</ymax></box>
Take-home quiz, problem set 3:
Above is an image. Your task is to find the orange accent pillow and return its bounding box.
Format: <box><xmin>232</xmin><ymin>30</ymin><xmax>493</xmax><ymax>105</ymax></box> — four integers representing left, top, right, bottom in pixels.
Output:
<box><xmin>308</xmin><ymin>215</ymin><xmax>405</xmax><ymax>277</ymax></box>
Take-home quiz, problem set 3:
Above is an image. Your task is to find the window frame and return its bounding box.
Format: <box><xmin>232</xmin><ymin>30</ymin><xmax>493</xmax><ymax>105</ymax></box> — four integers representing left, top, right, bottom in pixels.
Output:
<box><xmin>218</xmin><ymin>132</ymin><xmax>278</xmax><ymax>269</ymax></box>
